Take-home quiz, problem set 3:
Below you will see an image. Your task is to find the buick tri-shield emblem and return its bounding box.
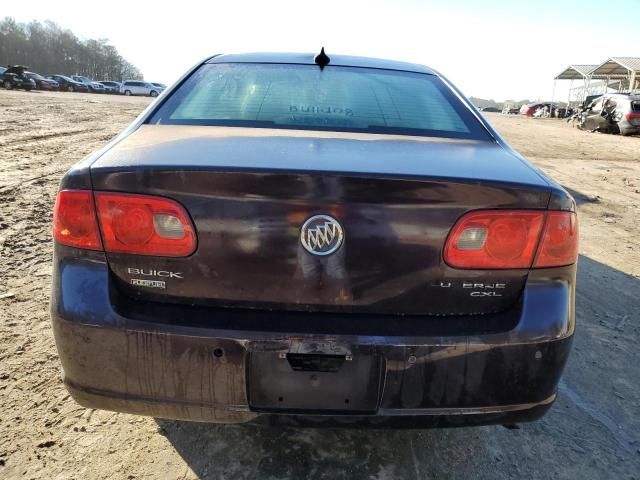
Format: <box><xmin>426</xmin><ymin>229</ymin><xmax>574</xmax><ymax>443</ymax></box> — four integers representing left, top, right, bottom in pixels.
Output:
<box><xmin>300</xmin><ymin>215</ymin><xmax>344</xmax><ymax>256</ymax></box>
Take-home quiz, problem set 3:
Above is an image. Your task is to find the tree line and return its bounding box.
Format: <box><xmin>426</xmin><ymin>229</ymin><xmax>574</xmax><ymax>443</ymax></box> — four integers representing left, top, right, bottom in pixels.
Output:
<box><xmin>0</xmin><ymin>17</ymin><xmax>143</xmax><ymax>81</ymax></box>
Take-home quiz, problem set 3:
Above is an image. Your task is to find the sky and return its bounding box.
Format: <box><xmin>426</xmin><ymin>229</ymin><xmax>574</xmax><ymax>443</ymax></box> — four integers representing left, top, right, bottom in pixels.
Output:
<box><xmin>4</xmin><ymin>0</ymin><xmax>640</xmax><ymax>101</ymax></box>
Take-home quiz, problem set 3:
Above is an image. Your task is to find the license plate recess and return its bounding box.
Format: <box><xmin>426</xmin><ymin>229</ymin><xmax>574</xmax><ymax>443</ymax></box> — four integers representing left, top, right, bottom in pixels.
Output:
<box><xmin>248</xmin><ymin>347</ymin><xmax>383</xmax><ymax>413</ymax></box>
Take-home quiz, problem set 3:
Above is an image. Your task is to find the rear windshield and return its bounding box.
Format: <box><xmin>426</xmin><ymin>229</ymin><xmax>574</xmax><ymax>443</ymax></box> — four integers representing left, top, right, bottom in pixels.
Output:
<box><xmin>148</xmin><ymin>63</ymin><xmax>490</xmax><ymax>140</ymax></box>
<box><xmin>631</xmin><ymin>101</ymin><xmax>640</xmax><ymax>113</ymax></box>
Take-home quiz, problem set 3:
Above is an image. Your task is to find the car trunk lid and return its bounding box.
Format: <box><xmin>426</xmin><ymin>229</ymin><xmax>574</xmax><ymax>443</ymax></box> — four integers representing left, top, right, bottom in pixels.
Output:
<box><xmin>90</xmin><ymin>125</ymin><xmax>551</xmax><ymax>315</ymax></box>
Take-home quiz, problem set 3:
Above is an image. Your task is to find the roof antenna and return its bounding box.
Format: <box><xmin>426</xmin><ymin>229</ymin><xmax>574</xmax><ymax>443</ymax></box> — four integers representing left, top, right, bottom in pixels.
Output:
<box><xmin>314</xmin><ymin>47</ymin><xmax>330</xmax><ymax>70</ymax></box>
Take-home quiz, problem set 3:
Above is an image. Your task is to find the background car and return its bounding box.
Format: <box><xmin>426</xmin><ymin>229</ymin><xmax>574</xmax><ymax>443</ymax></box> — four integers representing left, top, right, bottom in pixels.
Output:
<box><xmin>580</xmin><ymin>94</ymin><xmax>640</xmax><ymax>136</ymax></box>
<box><xmin>25</xmin><ymin>72</ymin><xmax>59</xmax><ymax>91</ymax></box>
<box><xmin>71</xmin><ymin>75</ymin><xmax>105</xmax><ymax>93</ymax></box>
<box><xmin>120</xmin><ymin>80</ymin><xmax>161</xmax><ymax>97</ymax></box>
<box><xmin>520</xmin><ymin>102</ymin><xmax>557</xmax><ymax>117</ymax></box>
<box><xmin>1</xmin><ymin>65</ymin><xmax>36</xmax><ymax>91</ymax></box>
<box><xmin>98</xmin><ymin>81</ymin><xmax>121</xmax><ymax>94</ymax></box>
<box><xmin>48</xmin><ymin>75</ymin><xmax>89</xmax><ymax>92</ymax></box>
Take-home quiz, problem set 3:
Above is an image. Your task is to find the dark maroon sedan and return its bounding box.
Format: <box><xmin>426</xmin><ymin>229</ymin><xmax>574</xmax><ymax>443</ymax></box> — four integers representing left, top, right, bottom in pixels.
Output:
<box><xmin>50</xmin><ymin>52</ymin><xmax>578</xmax><ymax>427</ymax></box>
<box><xmin>25</xmin><ymin>72</ymin><xmax>59</xmax><ymax>91</ymax></box>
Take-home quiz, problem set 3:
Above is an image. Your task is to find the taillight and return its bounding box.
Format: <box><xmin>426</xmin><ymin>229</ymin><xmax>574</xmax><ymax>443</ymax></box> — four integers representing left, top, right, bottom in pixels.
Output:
<box><xmin>444</xmin><ymin>211</ymin><xmax>545</xmax><ymax>269</ymax></box>
<box><xmin>533</xmin><ymin>211</ymin><xmax>578</xmax><ymax>268</ymax></box>
<box><xmin>444</xmin><ymin>210</ymin><xmax>578</xmax><ymax>269</ymax></box>
<box><xmin>53</xmin><ymin>190</ymin><xmax>102</xmax><ymax>250</ymax></box>
<box><xmin>53</xmin><ymin>190</ymin><xmax>196</xmax><ymax>257</ymax></box>
<box><xmin>94</xmin><ymin>192</ymin><xmax>196</xmax><ymax>256</ymax></box>
<box><xmin>625</xmin><ymin>113</ymin><xmax>640</xmax><ymax>120</ymax></box>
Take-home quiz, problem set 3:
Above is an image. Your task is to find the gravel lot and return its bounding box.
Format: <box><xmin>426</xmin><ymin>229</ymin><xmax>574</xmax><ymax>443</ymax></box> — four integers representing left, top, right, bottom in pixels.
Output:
<box><xmin>1</xmin><ymin>90</ymin><xmax>639</xmax><ymax>479</ymax></box>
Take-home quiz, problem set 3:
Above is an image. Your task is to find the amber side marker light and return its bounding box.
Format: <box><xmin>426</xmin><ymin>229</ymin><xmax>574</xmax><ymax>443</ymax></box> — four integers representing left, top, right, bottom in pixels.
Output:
<box><xmin>52</xmin><ymin>190</ymin><xmax>102</xmax><ymax>250</ymax></box>
<box><xmin>444</xmin><ymin>210</ymin><xmax>578</xmax><ymax>269</ymax></box>
<box><xmin>53</xmin><ymin>190</ymin><xmax>197</xmax><ymax>257</ymax></box>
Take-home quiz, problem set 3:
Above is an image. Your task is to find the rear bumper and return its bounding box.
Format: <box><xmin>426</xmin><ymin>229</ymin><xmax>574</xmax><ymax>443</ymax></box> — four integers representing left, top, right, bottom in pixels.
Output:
<box><xmin>51</xmin><ymin>247</ymin><xmax>575</xmax><ymax>427</ymax></box>
<box><xmin>63</xmin><ymin>373</ymin><xmax>557</xmax><ymax>428</ymax></box>
<box><xmin>620</xmin><ymin>126</ymin><xmax>640</xmax><ymax>135</ymax></box>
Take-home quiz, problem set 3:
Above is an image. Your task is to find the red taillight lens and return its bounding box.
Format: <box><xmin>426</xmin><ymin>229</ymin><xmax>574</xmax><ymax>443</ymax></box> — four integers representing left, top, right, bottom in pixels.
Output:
<box><xmin>534</xmin><ymin>212</ymin><xmax>578</xmax><ymax>268</ymax></box>
<box><xmin>625</xmin><ymin>113</ymin><xmax>640</xmax><ymax>120</ymax></box>
<box><xmin>444</xmin><ymin>210</ymin><xmax>578</xmax><ymax>269</ymax></box>
<box><xmin>94</xmin><ymin>192</ymin><xmax>196</xmax><ymax>256</ymax></box>
<box><xmin>444</xmin><ymin>211</ymin><xmax>545</xmax><ymax>269</ymax></box>
<box><xmin>53</xmin><ymin>190</ymin><xmax>102</xmax><ymax>250</ymax></box>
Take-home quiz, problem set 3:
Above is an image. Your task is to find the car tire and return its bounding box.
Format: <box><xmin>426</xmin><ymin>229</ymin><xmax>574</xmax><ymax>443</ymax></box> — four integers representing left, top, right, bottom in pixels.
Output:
<box><xmin>124</xmin><ymin>90</ymin><xmax>132</xmax><ymax>96</ymax></box>
<box><xmin>24</xmin><ymin>87</ymin><xmax>32</xmax><ymax>92</ymax></box>
<box><xmin>67</xmin><ymin>86</ymin><xmax>74</xmax><ymax>92</ymax></box>
<box><xmin>150</xmin><ymin>90</ymin><xmax>158</xmax><ymax>97</ymax></box>
<box><xmin>3</xmin><ymin>80</ymin><xmax>12</xmax><ymax>90</ymax></box>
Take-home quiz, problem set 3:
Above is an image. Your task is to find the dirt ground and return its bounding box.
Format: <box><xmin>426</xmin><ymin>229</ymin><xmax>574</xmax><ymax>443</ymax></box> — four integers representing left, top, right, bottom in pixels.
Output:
<box><xmin>0</xmin><ymin>90</ymin><xmax>639</xmax><ymax>480</ymax></box>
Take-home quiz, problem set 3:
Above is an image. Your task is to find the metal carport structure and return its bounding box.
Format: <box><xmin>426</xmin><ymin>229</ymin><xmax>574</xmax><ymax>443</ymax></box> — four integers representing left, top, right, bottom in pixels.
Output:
<box><xmin>555</xmin><ymin>64</ymin><xmax>598</xmax><ymax>80</ymax></box>
<box><xmin>589</xmin><ymin>57</ymin><xmax>640</xmax><ymax>93</ymax></box>
<box><xmin>553</xmin><ymin>65</ymin><xmax>599</xmax><ymax>105</ymax></box>
<box><xmin>554</xmin><ymin>59</ymin><xmax>640</xmax><ymax>105</ymax></box>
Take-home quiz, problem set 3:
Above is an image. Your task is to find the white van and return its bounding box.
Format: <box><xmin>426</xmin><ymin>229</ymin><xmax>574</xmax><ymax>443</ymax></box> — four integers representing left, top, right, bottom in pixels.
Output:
<box><xmin>120</xmin><ymin>80</ymin><xmax>161</xmax><ymax>97</ymax></box>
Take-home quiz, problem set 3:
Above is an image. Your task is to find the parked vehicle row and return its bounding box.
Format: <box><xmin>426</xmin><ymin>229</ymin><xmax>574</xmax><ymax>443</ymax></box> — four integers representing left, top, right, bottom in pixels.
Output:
<box><xmin>1</xmin><ymin>65</ymin><xmax>165</xmax><ymax>97</ymax></box>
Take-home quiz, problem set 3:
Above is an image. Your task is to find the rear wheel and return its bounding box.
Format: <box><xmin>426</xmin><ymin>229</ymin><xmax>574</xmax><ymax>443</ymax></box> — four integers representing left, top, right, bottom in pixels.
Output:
<box><xmin>3</xmin><ymin>80</ymin><xmax>12</xmax><ymax>90</ymax></box>
<box><xmin>67</xmin><ymin>85</ymin><xmax>74</xmax><ymax>92</ymax></box>
<box><xmin>124</xmin><ymin>90</ymin><xmax>132</xmax><ymax>96</ymax></box>
<box><xmin>150</xmin><ymin>90</ymin><xmax>158</xmax><ymax>97</ymax></box>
